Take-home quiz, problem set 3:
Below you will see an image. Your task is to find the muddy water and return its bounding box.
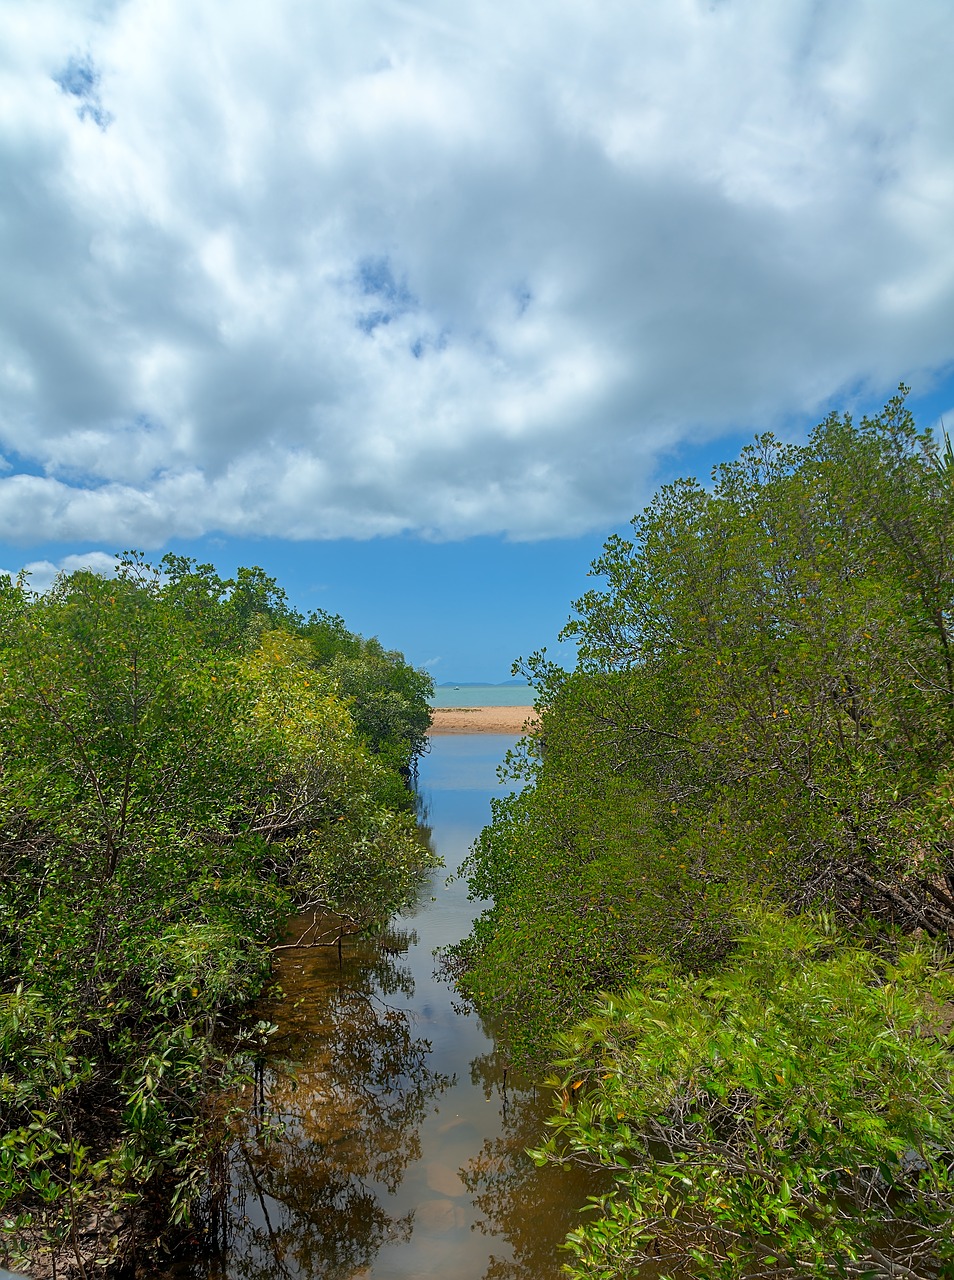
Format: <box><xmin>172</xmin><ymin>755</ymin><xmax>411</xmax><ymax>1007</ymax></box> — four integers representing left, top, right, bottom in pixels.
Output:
<box><xmin>204</xmin><ymin>734</ymin><xmax>598</xmax><ymax>1280</ymax></box>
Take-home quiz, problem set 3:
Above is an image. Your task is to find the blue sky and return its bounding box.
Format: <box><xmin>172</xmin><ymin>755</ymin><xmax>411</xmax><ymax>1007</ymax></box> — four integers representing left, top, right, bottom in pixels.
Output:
<box><xmin>2</xmin><ymin>1</ymin><xmax>953</xmax><ymax>680</ymax></box>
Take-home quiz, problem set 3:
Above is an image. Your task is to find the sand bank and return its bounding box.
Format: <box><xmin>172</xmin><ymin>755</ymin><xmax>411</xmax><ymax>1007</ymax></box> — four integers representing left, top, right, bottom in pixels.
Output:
<box><xmin>428</xmin><ymin>706</ymin><xmax>537</xmax><ymax>735</ymax></box>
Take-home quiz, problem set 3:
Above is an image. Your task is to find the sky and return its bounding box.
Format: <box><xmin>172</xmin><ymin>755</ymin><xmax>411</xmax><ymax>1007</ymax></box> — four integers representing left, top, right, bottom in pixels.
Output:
<box><xmin>2</xmin><ymin>0</ymin><xmax>953</xmax><ymax>680</ymax></box>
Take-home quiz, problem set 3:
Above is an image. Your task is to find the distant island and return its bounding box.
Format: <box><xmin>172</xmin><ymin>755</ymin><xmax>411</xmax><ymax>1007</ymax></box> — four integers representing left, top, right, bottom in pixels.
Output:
<box><xmin>436</xmin><ymin>679</ymin><xmax>529</xmax><ymax>687</ymax></box>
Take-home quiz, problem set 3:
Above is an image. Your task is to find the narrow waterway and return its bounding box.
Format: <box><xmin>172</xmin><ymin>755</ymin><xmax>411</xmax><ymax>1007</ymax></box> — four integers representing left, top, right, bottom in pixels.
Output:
<box><xmin>202</xmin><ymin>733</ymin><xmax>597</xmax><ymax>1280</ymax></box>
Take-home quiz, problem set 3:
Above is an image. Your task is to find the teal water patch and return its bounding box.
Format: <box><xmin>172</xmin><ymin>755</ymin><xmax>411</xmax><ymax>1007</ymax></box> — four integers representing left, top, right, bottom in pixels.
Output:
<box><xmin>429</xmin><ymin>683</ymin><xmax>532</xmax><ymax>708</ymax></box>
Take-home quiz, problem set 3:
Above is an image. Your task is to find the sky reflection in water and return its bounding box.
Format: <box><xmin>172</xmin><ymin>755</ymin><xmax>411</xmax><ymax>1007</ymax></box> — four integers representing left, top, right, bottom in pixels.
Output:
<box><xmin>201</xmin><ymin>734</ymin><xmax>598</xmax><ymax>1280</ymax></box>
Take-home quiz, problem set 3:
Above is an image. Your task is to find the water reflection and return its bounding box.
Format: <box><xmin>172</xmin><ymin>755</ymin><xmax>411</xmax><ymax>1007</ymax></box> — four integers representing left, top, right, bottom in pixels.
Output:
<box><xmin>208</xmin><ymin>922</ymin><xmax>452</xmax><ymax>1279</ymax></box>
<box><xmin>460</xmin><ymin>1047</ymin><xmax>608</xmax><ymax>1280</ymax></box>
<box><xmin>195</xmin><ymin>735</ymin><xmax>601</xmax><ymax>1280</ymax></box>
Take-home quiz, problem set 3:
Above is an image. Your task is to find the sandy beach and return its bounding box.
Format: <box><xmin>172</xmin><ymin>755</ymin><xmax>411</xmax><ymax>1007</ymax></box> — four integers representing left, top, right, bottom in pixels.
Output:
<box><xmin>428</xmin><ymin>706</ymin><xmax>537</xmax><ymax>734</ymax></box>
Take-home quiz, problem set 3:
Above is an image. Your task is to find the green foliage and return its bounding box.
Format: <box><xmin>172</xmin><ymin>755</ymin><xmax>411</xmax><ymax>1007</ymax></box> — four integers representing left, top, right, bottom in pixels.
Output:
<box><xmin>558</xmin><ymin>389</ymin><xmax>954</xmax><ymax>931</ymax></box>
<box><xmin>235</xmin><ymin>628</ymin><xmax>429</xmax><ymax>925</ymax></box>
<box><xmin>301</xmin><ymin>611</ymin><xmax>434</xmax><ymax>776</ymax></box>
<box><xmin>458</xmin><ymin>389</ymin><xmax>954</xmax><ymax>1063</ymax></box>
<box><xmin>454</xmin><ymin>756</ymin><xmax>736</xmax><ymax>1063</ymax></box>
<box><xmin>533</xmin><ymin>912</ymin><xmax>954</xmax><ymax>1280</ymax></box>
<box><xmin>299</xmin><ymin>608</ymin><xmax>363</xmax><ymax>664</ymax></box>
<box><xmin>456</xmin><ymin>390</ymin><xmax>954</xmax><ymax>1275</ymax></box>
<box><xmin>158</xmin><ymin>554</ymin><xmax>301</xmax><ymax>648</ymax></box>
<box><xmin>1</xmin><ymin>561</ymin><xmax>246</xmax><ymax>876</ymax></box>
<box><xmin>0</xmin><ymin>555</ymin><xmax>434</xmax><ymax>1270</ymax></box>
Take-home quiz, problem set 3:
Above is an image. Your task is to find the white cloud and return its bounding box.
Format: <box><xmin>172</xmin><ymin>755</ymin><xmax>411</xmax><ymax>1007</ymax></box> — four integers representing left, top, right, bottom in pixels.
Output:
<box><xmin>1</xmin><ymin>0</ymin><xmax>953</xmax><ymax>544</ymax></box>
<box><xmin>0</xmin><ymin>551</ymin><xmax>119</xmax><ymax>594</ymax></box>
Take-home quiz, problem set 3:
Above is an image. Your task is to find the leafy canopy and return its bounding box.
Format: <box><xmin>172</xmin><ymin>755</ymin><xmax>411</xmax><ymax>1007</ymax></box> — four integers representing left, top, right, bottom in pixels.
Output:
<box><xmin>0</xmin><ymin>553</ymin><xmax>434</xmax><ymax>1271</ymax></box>
<box><xmin>456</xmin><ymin>390</ymin><xmax>954</xmax><ymax>1278</ymax></box>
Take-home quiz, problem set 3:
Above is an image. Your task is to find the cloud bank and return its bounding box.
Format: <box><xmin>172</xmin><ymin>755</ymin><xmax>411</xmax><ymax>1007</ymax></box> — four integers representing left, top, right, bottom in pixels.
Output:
<box><xmin>1</xmin><ymin>0</ymin><xmax>953</xmax><ymax>544</ymax></box>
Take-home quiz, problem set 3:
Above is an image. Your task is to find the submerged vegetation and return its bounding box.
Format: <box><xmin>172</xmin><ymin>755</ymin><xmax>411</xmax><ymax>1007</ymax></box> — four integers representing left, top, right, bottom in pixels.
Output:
<box><xmin>0</xmin><ymin>554</ymin><xmax>434</xmax><ymax>1274</ymax></box>
<box><xmin>457</xmin><ymin>389</ymin><xmax>954</xmax><ymax>1277</ymax></box>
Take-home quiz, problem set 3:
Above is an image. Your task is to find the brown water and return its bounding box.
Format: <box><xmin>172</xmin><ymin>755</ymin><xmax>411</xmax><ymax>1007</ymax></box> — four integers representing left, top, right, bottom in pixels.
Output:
<box><xmin>201</xmin><ymin>734</ymin><xmax>598</xmax><ymax>1280</ymax></box>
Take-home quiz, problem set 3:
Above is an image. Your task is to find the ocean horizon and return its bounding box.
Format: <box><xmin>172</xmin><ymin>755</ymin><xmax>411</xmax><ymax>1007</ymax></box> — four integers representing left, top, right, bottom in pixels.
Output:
<box><xmin>429</xmin><ymin>682</ymin><xmax>533</xmax><ymax>708</ymax></box>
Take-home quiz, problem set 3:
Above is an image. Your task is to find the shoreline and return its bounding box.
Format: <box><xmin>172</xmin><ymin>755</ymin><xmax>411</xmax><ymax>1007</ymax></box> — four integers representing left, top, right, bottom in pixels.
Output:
<box><xmin>428</xmin><ymin>706</ymin><xmax>537</xmax><ymax>735</ymax></box>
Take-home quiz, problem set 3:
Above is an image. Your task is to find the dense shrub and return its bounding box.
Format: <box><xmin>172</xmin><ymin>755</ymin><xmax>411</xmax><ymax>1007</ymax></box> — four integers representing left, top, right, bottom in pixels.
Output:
<box><xmin>0</xmin><ymin>555</ymin><xmax>434</xmax><ymax>1273</ymax></box>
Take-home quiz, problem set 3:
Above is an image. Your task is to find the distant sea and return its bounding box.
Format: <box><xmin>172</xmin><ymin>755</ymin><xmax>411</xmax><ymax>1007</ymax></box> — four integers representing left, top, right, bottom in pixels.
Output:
<box><xmin>429</xmin><ymin>682</ymin><xmax>533</xmax><ymax>708</ymax></box>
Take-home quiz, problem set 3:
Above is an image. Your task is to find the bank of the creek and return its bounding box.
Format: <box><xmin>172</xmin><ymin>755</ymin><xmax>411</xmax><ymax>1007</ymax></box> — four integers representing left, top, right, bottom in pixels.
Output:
<box><xmin>190</xmin><ymin>733</ymin><xmax>599</xmax><ymax>1280</ymax></box>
